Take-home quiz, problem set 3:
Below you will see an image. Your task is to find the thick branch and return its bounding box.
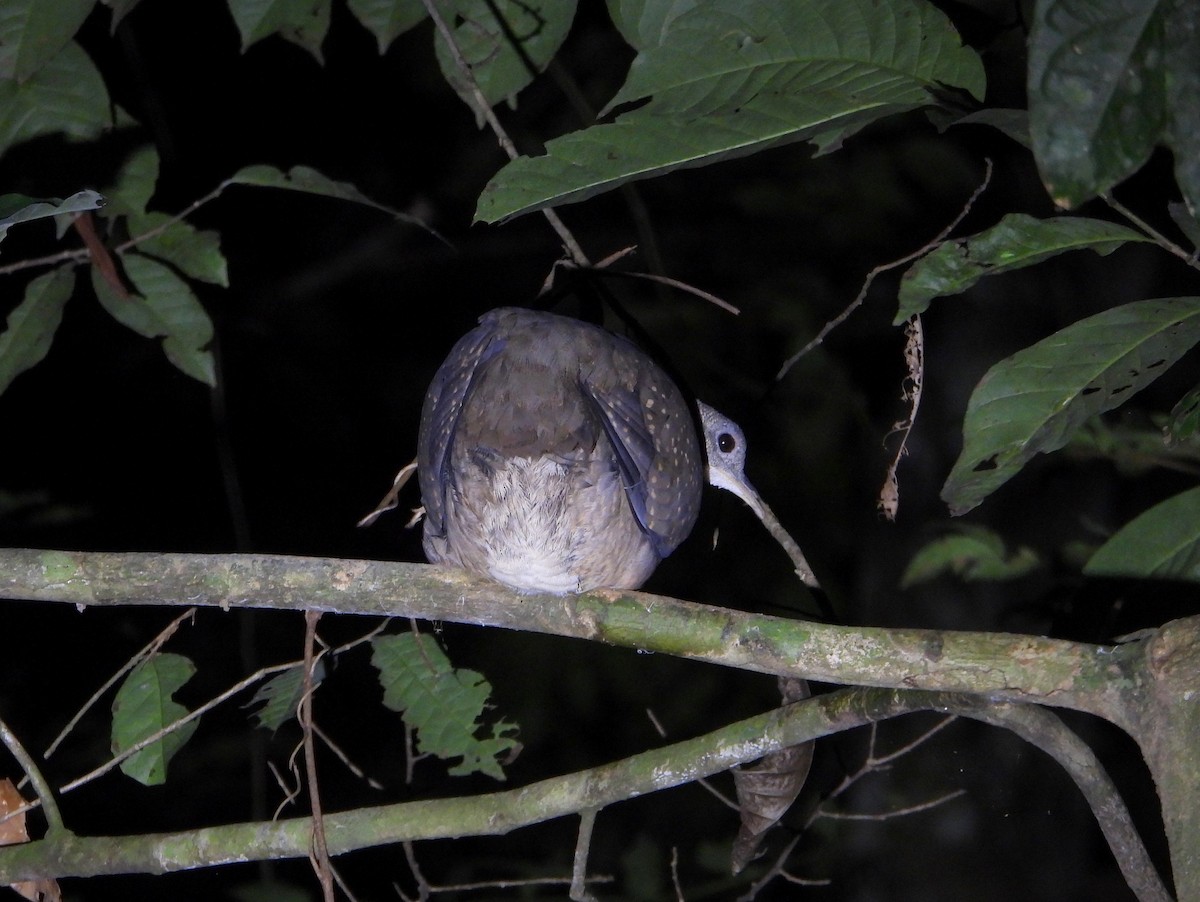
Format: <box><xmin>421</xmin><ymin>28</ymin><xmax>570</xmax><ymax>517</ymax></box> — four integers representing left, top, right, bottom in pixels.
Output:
<box><xmin>0</xmin><ymin>687</ymin><xmax>934</xmax><ymax>882</ymax></box>
<box><xmin>0</xmin><ymin>549</ymin><xmax>1172</xmax><ymax>895</ymax></box>
<box><xmin>0</xmin><ymin>550</ymin><xmax>1138</xmax><ymax>727</ymax></box>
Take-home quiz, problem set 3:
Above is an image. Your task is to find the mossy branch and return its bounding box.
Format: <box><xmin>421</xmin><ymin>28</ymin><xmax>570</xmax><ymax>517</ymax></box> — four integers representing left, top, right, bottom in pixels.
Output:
<box><xmin>0</xmin><ymin>548</ymin><xmax>1190</xmax><ymax>899</ymax></box>
<box><xmin>0</xmin><ymin>549</ymin><xmax>1139</xmax><ymax>725</ymax></box>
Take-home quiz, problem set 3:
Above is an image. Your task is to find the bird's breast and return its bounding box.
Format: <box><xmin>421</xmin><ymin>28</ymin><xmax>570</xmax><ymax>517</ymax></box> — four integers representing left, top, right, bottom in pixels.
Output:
<box><xmin>424</xmin><ymin>449</ymin><xmax>659</xmax><ymax>593</ymax></box>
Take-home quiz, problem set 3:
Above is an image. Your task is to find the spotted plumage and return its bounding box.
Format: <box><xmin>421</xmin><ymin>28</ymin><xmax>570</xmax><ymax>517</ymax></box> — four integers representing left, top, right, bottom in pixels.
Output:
<box><xmin>418</xmin><ymin>307</ymin><xmax>703</xmax><ymax>593</ymax></box>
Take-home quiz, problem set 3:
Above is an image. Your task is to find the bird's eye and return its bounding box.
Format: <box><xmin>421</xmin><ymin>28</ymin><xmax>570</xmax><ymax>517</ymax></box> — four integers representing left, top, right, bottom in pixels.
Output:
<box><xmin>718</xmin><ymin>432</ymin><xmax>736</xmax><ymax>453</ymax></box>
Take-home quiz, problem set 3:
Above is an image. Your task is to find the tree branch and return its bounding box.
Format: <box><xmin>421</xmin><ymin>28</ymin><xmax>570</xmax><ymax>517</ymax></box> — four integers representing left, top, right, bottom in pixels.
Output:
<box><xmin>0</xmin><ymin>549</ymin><xmax>1172</xmax><ymax>896</ymax></box>
<box><xmin>0</xmin><ymin>550</ymin><xmax>1140</xmax><ymax>727</ymax></box>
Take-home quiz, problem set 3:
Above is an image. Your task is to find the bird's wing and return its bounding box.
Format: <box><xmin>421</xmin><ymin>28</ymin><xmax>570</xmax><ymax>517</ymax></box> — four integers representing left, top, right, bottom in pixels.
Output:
<box><xmin>583</xmin><ymin>374</ymin><xmax>702</xmax><ymax>559</ymax></box>
<box><xmin>417</xmin><ymin>316</ymin><xmax>506</xmax><ymax>537</ymax></box>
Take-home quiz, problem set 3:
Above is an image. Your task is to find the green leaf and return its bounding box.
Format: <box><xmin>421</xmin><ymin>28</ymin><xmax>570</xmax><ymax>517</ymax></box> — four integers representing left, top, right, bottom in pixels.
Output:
<box><xmin>434</xmin><ymin>0</ymin><xmax>577</xmax><ymax>114</ymax></box>
<box><xmin>0</xmin><ymin>41</ymin><xmax>112</xmax><ymax>160</ymax></box>
<box><xmin>931</xmin><ymin>107</ymin><xmax>1031</xmax><ymax>149</ymax></box>
<box><xmin>371</xmin><ymin>632</ymin><xmax>520</xmax><ymax>780</ymax></box>
<box><xmin>111</xmin><ymin>653</ymin><xmax>198</xmax><ymax>786</ymax></box>
<box><xmin>1085</xmin><ymin>485</ymin><xmax>1200</xmax><ymax>583</ymax></box>
<box><xmin>0</xmin><ymin>266</ymin><xmax>74</xmax><ymax>396</ymax></box>
<box><xmin>477</xmin><ymin>0</ymin><xmax>984</xmax><ymax>222</ymax></box>
<box><xmin>226</xmin><ymin>163</ymin><xmax>445</xmax><ymax>239</ymax></box>
<box><xmin>1166</xmin><ymin>384</ymin><xmax>1200</xmax><ymax>445</ymax></box>
<box><xmin>605</xmin><ymin>0</ymin><xmax>698</xmax><ymax>50</ymax></box>
<box><xmin>1167</xmin><ymin>201</ymin><xmax>1200</xmax><ymax>250</ymax></box>
<box><xmin>91</xmin><ymin>252</ymin><xmax>217</xmax><ymax>386</ymax></box>
<box><xmin>603</xmin><ymin>0</ymin><xmax>984</xmax><ymax>117</ymax></box>
<box><xmin>346</xmin><ymin>0</ymin><xmax>426</xmax><ymax>52</ymax></box>
<box><xmin>943</xmin><ymin>297</ymin><xmax>1200</xmax><ymax>515</ymax></box>
<box><xmin>0</xmin><ymin>189</ymin><xmax>104</xmax><ymax>244</ymax></box>
<box><xmin>245</xmin><ymin>662</ymin><xmax>325</xmax><ymax>732</ymax></box>
<box><xmin>1028</xmin><ymin>0</ymin><xmax>1200</xmax><ymax>209</ymax></box>
<box><xmin>901</xmin><ymin>525</ymin><xmax>1040</xmax><ymax>588</ymax></box>
<box><xmin>1067</xmin><ymin>415</ymin><xmax>1200</xmax><ymax>474</ymax></box>
<box><xmin>895</xmin><ymin>215</ymin><xmax>1149</xmax><ymax>323</ymax></box>
<box><xmin>227</xmin><ymin>163</ymin><xmax>384</xmax><ymax>209</ymax></box>
<box><xmin>227</xmin><ymin>0</ymin><xmax>331</xmax><ymax>61</ymax></box>
<box><xmin>0</xmin><ymin>0</ymin><xmax>95</xmax><ymax>82</ymax></box>
<box><xmin>103</xmin><ymin>145</ymin><xmax>160</xmax><ymax>217</ymax></box>
<box><xmin>130</xmin><ymin>213</ymin><xmax>229</xmax><ymax>287</ymax></box>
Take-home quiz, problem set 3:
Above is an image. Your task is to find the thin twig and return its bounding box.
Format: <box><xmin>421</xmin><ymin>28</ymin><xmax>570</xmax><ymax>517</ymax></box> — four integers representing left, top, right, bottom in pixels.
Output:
<box><xmin>868</xmin><ymin>714</ymin><xmax>957</xmax><ymax>768</ymax></box>
<box><xmin>313</xmin><ymin>722</ymin><xmax>384</xmax><ymax>791</ymax></box>
<box><xmin>878</xmin><ymin>314</ymin><xmax>925</xmax><ymax>520</ymax></box>
<box><xmin>820</xmin><ymin>788</ymin><xmax>966</xmax><ymax>821</ymax></box>
<box><xmin>0</xmin><ymin>245</ymin><xmax>89</xmax><ymax>278</ymax></box>
<box><xmin>418</xmin><ymin>874</ymin><xmax>615</xmax><ymax>893</ymax></box>
<box><xmin>419</xmin><ymin>0</ymin><xmax>589</xmax><ymax>266</ymax></box>
<box><xmin>1104</xmin><ymin>194</ymin><xmax>1200</xmax><ymax>270</ymax></box>
<box><xmin>0</xmin><ymin>717</ymin><xmax>63</xmax><ymax>833</ymax></box>
<box><xmin>269</xmin><ymin>758</ymin><xmax>303</xmax><ymax>820</ymax></box>
<box><xmin>571</xmin><ymin>809</ymin><xmax>600</xmax><ymax>902</ymax></box>
<box><xmin>737</xmin><ymin>834</ymin><xmax>829</xmax><ymax>901</ymax></box>
<box><xmin>670</xmin><ymin>846</ymin><xmax>685</xmax><ymax>902</ymax></box>
<box><xmin>331</xmin><ymin>859</ymin><xmax>361</xmax><ymax>902</ymax></box>
<box><xmin>776</xmin><ymin>159</ymin><xmax>994</xmax><ymax>380</ymax></box>
<box><xmin>401</xmin><ymin>841</ymin><xmax>431</xmax><ymax>902</ymax></box>
<box><xmin>601</xmin><ymin>269</ymin><xmax>740</xmax><ymax>314</ymax></box>
<box><xmin>301</xmin><ymin>610</ymin><xmax>335</xmax><ymax>902</ymax></box>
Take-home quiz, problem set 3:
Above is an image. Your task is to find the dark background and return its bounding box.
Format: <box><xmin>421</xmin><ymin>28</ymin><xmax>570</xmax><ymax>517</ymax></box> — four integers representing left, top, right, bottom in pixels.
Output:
<box><xmin>1</xmin><ymin>1</ymin><xmax>1194</xmax><ymax>899</ymax></box>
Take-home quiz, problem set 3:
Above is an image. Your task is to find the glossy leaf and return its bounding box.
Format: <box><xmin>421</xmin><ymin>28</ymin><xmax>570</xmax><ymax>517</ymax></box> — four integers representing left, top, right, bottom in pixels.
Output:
<box><xmin>901</xmin><ymin>525</ymin><xmax>1040</xmax><ymax>587</ymax></box>
<box><xmin>1028</xmin><ymin>0</ymin><xmax>1200</xmax><ymax>210</ymax></box>
<box><xmin>0</xmin><ymin>190</ymin><xmax>103</xmax><ymax>245</ymax></box>
<box><xmin>943</xmin><ymin>297</ymin><xmax>1200</xmax><ymax>514</ymax></box>
<box><xmin>477</xmin><ymin>0</ymin><xmax>984</xmax><ymax>222</ymax></box>
<box><xmin>603</xmin><ymin>0</ymin><xmax>983</xmax><ymax>117</ymax></box>
<box><xmin>0</xmin><ymin>0</ymin><xmax>94</xmax><ymax>82</ymax></box>
<box><xmin>0</xmin><ymin>41</ymin><xmax>111</xmax><ymax>160</ymax></box>
<box><xmin>91</xmin><ymin>252</ymin><xmax>216</xmax><ymax>386</ymax></box>
<box><xmin>372</xmin><ymin>632</ymin><xmax>519</xmax><ymax>780</ymax></box>
<box><xmin>896</xmin><ymin>215</ymin><xmax>1149</xmax><ymax>323</ymax></box>
<box><xmin>1085</xmin><ymin>486</ymin><xmax>1200</xmax><ymax>583</ymax></box>
<box><xmin>111</xmin><ymin>653</ymin><xmax>198</xmax><ymax>786</ymax></box>
<box><xmin>227</xmin><ymin>0</ymin><xmax>331</xmax><ymax>61</ymax></box>
<box><xmin>346</xmin><ymin>0</ymin><xmax>425</xmax><ymax>52</ymax></box>
<box><xmin>0</xmin><ymin>266</ymin><xmax>74</xmax><ymax>396</ymax></box>
<box><xmin>434</xmin><ymin>0</ymin><xmax>577</xmax><ymax>114</ymax></box>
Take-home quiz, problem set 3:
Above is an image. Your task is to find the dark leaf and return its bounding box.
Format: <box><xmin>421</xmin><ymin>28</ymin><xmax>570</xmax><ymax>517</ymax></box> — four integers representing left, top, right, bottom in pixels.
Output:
<box><xmin>730</xmin><ymin>677</ymin><xmax>813</xmax><ymax>874</ymax></box>
<box><xmin>943</xmin><ymin>297</ymin><xmax>1200</xmax><ymax>514</ymax></box>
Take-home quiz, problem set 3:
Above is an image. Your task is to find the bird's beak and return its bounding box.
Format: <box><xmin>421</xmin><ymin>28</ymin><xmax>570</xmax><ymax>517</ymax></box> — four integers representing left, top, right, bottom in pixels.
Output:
<box><xmin>707</xmin><ymin>465</ymin><xmax>766</xmax><ymax>519</ymax></box>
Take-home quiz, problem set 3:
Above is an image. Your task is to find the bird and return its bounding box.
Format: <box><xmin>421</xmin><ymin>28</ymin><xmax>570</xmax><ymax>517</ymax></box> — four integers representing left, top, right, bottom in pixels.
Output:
<box><xmin>417</xmin><ymin>306</ymin><xmax>817</xmax><ymax>593</ymax></box>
